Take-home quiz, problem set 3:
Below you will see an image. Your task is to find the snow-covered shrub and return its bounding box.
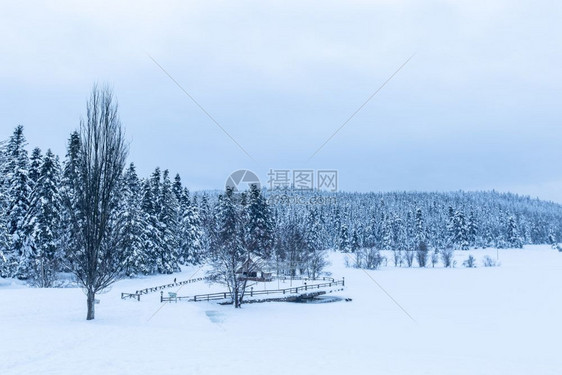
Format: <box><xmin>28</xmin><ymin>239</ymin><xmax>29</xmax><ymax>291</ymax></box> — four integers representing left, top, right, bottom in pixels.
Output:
<box><xmin>353</xmin><ymin>248</ymin><xmax>386</xmax><ymax>270</ymax></box>
<box><xmin>462</xmin><ymin>255</ymin><xmax>477</xmax><ymax>268</ymax></box>
<box><xmin>404</xmin><ymin>249</ymin><xmax>415</xmax><ymax>267</ymax></box>
<box><xmin>362</xmin><ymin>248</ymin><xmax>386</xmax><ymax>270</ymax></box>
<box><xmin>482</xmin><ymin>255</ymin><xmax>500</xmax><ymax>267</ymax></box>
<box><xmin>392</xmin><ymin>249</ymin><xmax>403</xmax><ymax>267</ymax></box>
<box><xmin>431</xmin><ymin>249</ymin><xmax>439</xmax><ymax>267</ymax></box>
<box><xmin>441</xmin><ymin>248</ymin><xmax>454</xmax><ymax>268</ymax></box>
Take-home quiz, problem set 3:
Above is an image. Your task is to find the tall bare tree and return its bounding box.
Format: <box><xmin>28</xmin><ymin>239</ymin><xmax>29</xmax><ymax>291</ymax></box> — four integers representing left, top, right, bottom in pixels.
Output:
<box><xmin>66</xmin><ymin>85</ymin><xmax>128</xmax><ymax>320</ymax></box>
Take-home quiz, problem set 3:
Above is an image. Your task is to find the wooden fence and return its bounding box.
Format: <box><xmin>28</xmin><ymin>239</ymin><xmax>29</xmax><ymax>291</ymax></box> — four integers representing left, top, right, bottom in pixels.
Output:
<box><xmin>120</xmin><ymin>276</ymin><xmax>210</xmax><ymax>301</ymax></box>
<box><xmin>160</xmin><ymin>277</ymin><xmax>345</xmax><ymax>303</ymax></box>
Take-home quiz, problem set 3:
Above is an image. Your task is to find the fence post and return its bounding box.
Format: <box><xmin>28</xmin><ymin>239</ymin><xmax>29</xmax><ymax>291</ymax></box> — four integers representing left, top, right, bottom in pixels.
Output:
<box><xmin>342</xmin><ymin>277</ymin><xmax>345</xmax><ymax>286</ymax></box>
<box><xmin>160</xmin><ymin>291</ymin><xmax>163</xmax><ymax>303</ymax></box>
<box><xmin>305</xmin><ymin>282</ymin><xmax>307</xmax><ymax>291</ymax></box>
<box><xmin>137</xmin><ymin>294</ymin><xmax>140</xmax><ymax>301</ymax></box>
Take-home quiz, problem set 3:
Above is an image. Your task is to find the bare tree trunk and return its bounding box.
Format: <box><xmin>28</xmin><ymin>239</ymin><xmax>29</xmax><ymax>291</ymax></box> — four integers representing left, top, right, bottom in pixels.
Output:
<box><xmin>86</xmin><ymin>289</ymin><xmax>95</xmax><ymax>320</ymax></box>
<box><xmin>233</xmin><ymin>287</ymin><xmax>239</xmax><ymax>308</ymax></box>
<box><xmin>238</xmin><ymin>278</ymin><xmax>248</xmax><ymax>307</ymax></box>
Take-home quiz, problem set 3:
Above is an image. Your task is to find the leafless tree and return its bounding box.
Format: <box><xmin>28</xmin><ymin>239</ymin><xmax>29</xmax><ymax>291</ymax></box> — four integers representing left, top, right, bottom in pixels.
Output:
<box><xmin>441</xmin><ymin>247</ymin><xmax>455</xmax><ymax>268</ymax></box>
<box><xmin>306</xmin><ymin>249</ymin><xmax>328</xmax><ymax>279</ymax></box>
<box><xmin>404</xmin><ymin>248</ymin><xmax>415</xmax><ymax>267</ymax></box>
<box><xmin>431</xmin><ymin>249</ymin><xmax>439</xmax><ymax>267</ymax></box>
<box><xmin>416</xmin><ymin>241</ymin><xmax>429</xmax><ymax>267</ymax></box>
<box><xmin>361</xmin><ymin>248</ymin><xmax>386</xmax><ymax>269</ymax></box>
<box><xmin>392</xmin><ymin>248</ymin><xmax>402</xmax><ymax>267</ymax></box>
<box><xmin>66</xmin><ymin>85</ymin><xmax>128</xmax><ymax>320</ymax></box>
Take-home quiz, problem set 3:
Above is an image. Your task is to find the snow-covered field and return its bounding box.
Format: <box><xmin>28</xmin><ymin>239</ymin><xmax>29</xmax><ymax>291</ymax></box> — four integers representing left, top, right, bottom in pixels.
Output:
<box><xmin>1</xmin><ymin>246</ymin><xmax>561</xmax><ymax>374</ymax></box>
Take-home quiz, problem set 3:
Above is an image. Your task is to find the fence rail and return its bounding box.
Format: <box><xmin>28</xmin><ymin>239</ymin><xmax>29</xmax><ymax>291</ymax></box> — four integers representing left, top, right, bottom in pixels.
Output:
<box><xmin>161</xmin><ymin>278</ymin><xmax>345</xmax><ymax>303</ymax></box>
<box><xmin>120</xmin><ymin>276</ymin><xmax>210</xmax><ymax>301</ymax></box>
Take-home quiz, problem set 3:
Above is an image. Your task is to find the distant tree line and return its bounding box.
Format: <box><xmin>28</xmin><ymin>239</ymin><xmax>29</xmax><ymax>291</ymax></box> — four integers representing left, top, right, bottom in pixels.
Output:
<box><xmin>268</xmin><ymin>190</ymin><xmax>561</xmax><ymax>255</ymax></box>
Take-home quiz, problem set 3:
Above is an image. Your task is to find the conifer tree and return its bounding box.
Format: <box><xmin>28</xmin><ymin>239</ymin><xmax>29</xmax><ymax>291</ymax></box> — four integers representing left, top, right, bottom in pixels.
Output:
<box><xmin>506</xmin><ymin>216</ymin><xmax>523</xmax><ymax>248</ymax></box>
<box><xmin>140</xmin><ymin>179</ymin><xmax>160</xmax><ymax>274</ymax></box>
<box><xmin>157</xmin><ymin>169</ymin><xmax>180</xmax><ymax>273</ymax></box>
<box><xmin>120</xmin><ymin>163</ymin><xmax>149</xmax><ymax>276</ymax></box>
<box><xmin>29</xmin><ymin>147</ymin><xmax>42</xmax><ymax>189</ymax></box>
<box><xmin>178</xmin><ymin>187</ymin><xmax>203</xmax><ymax>264</ymax></box>
<box><xmin>59</xmin><ymin>131</ymin><xmax>81</xmax><ymax>271</ymax></box>
<box><xmin>28</xmin><ymin>149</ymin><xmax>62</xmax><ymax>286</ymax></box>
<box><xmin>3</xmin><ymin>126</ymin><xmax>33</xmax><ymax>278</ymax></box>
<box><xmin>303</xmin><ymin>208</ymin><xmax>328</xmax><ymax>278</ymax></box>
<box><xmin>245</xmin><ymin>184</ymin><xmax>274</xmax><ymax>259</ymax></box>
<box><xmin>338</xmin><ymin>224</ymin><xmax>350</xmax><ymax>252</ymax></box>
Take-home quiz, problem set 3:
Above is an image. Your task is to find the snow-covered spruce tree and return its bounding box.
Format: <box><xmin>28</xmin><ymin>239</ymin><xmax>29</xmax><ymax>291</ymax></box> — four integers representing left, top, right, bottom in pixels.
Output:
<box><xmin>147</xmin><ymin>167</ymin><xmax>173</xmax><ymax>273</ymax></box>
<box><xmin>197</xmin><ymin>192</ymin><xmax>214</xmax><ymax>254</ymax></box>
<box><xmin>27</xmin><ymin>149</ymin><xmax>62</xmax><ymax>287</ymax></box>
<box><xmin>65</xmin><ymin>86</ymin><xmax>128</xmax><ymax>320</ymax></box>
<box><xmin>245</xmin><ymin>184</ymin><xmax>274</xmax><ymax>259</ymax></box>
<box><xmin>467</xmin><ymin>211</ymin><xmax>478</xmax><ymax>248</ymax></box>
<box><xmin>304</xmin><ymin>207</ymin><xmax>328</xmax><ymax>279</ymax></box>
<box><xmin>140</xmin><ymin>179</ymin><xmax>160</xmax><ymax>274</ymax></box>
<box><xmin>120</xmin><ymin>163</ymin><xmax>150</xmax><ymax>276</ymax></box>
<box><xmin>208</xmin><ymin>187</ymin><xmax>248</xmax><ymax>308</ymax></box>
<box><xmin>59</xmin><ymin>131</ymin><xmax>81</xmax><ymax>273</ymax></box>
<box><xmin>363</xmin><ymin>215</ymin><xmax>380</xmax><ymax>248</ymax></box>
<box><xmin>415</xmin><ymin>208</ymin><xmax>429</xmax><ymax>267</ymax></box>
<box><xmin>338</xmin><ymin>223</ymin><xmax>351</xmax><ymax>252</ymax></box>
<box><xmin>157</xmin><ymin>169</ymin><xmax>180</xmax><ymax>273</ymax></box>
<box><xmin>2</xmin><ymin>126</ymin><xmax>33</xmax><ymax>278</ymax></box>
<box><xmin>173</xmin><ymin>173</ymin><xmax>203</xmax><ymax>265</ymax></box>
<box><xmin>350</xmin><ymin>229</ymin><xmax>360</xmax><ymax>253</ymax></box>
<box><xmin>332</xmin><ymin>207</ymin><xmax>342</xmax><ymax>248</ymax></box>
<box><xmin>170</xmin><ymin>175</ymin><xmax>202</xmax><ymax>265</ymax></box>
<box><xmin>29</xmin><ymin>147</ymin><xmax>42</xmax><ymax>189</ymax></box>
<box><xmin>506</xmin><ymin>216</ymin><xmax>523</xmax><ymax>248</ymax></box>
<box><xmin>452</xmin><ymin>210</ymin><xmax>469</xmax><ymax>250</ymax></box>
<box><xmin>0</xmin><ymin>140</ymin><xmax>11</xmax><ymax>276</ymax></box>
<box><xmin>178</xmin><ymin>187</ymin><xmax>203</xmax><ymax>265</ymax></box>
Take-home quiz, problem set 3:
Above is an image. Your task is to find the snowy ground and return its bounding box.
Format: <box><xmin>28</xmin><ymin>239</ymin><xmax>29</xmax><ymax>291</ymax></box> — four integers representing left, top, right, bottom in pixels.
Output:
<box><xmin>1</xmin><ymin>246</ymin><xmax>561</xmax><ymax>374</ymax></box>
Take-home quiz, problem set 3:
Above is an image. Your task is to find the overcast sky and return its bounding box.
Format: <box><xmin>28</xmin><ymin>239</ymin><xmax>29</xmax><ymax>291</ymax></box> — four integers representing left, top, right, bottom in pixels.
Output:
<box><xmin>1</xmin><ymin>1</ymin><xmax>561</xmax><ymax>201</ymax></box>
